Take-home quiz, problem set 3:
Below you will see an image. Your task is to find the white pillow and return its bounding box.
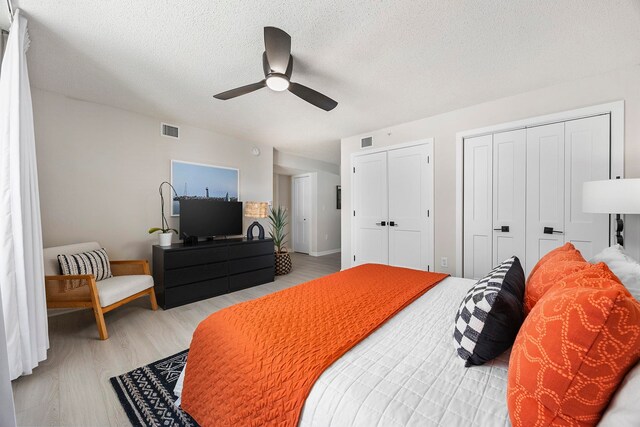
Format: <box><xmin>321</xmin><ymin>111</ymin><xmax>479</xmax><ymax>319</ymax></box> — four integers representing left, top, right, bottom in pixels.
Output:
<box><xmin>598</xmin><ymin>362</ymin><xmax>640</xmax><ymax>426</ymax></box>
<box><xmin>590</xmin><ymin>244</ymin><xmax>640</xmax><ymax>301</ymax></box>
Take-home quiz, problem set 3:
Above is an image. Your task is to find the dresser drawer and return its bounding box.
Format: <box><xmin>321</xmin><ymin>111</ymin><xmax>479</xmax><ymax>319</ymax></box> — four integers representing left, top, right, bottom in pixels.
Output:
<box><xmin>229</xmin><ymin>267</ymin><xmax>274</xmax><ymax>292</ymax></box>
<box><xmin>229</xmin><ymin>254</ymin><xmax>274</xmax><ymax>275</ymax></box>
<box><xmin>164</xmin><ymin>246</ymin><xmax>228</xmax><ymax>269</ymax></box>
<box><xmin>229</xmin><ymin>240</ymin><xmax>273</xmax><ymax>259</ymax></box>
<box><xmin>164</xmin><ymin>278</ymin><xmax>229</xmax><ymax>308</ymax></box>
<box><xmin>164</xmin><ymin>261</ymin><xmax>227</xmax><ymax>287</ymax></box>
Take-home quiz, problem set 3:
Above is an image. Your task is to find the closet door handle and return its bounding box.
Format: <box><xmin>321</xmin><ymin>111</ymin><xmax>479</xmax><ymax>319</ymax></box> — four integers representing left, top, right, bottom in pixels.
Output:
<box><xmin>376</xmin><ymin>221</ymin><xmax>387</xmax><ymax>226</ymax></box>
<box><xmin>389</xmin><ymin>221</ymin><xmax>398</xmax><ymax>227</ymax></box>
<box><xmin>543</xmin><ymin>227</ymin><xmax>563</xmax><ymax>235</ymax></box>
<box><xmin>493</xmin><ymin>226</ymin><xmax>510</xmax><ymax>232</ymax></box>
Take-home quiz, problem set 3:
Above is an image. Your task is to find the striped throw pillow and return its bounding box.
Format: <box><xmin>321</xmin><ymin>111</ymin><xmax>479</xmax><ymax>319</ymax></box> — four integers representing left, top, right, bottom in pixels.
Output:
<box><xmin>57</xmin><ymin>248</ymin><xmax>113</xmax><ymax>281</ymax></box>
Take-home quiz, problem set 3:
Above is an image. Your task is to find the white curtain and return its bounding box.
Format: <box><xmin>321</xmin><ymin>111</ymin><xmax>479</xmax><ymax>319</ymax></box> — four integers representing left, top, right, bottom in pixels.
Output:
<box><xmin>0</xmin><ymin>9</ymin><xmax>49</xmax><ymax>381</ymax></box>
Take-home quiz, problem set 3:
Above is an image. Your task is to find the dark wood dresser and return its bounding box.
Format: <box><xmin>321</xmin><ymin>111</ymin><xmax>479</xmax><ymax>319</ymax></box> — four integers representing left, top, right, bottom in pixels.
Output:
<box><xmin>152</xmin><ymin>238</ymin><xmax>275</xmax><ymax>309</ymax></box>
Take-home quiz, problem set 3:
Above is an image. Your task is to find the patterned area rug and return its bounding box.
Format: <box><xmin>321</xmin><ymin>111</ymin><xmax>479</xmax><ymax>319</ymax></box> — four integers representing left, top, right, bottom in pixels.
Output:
<box><xmin>110</xmin><ymin>349</ymin><xmax>199</xmax><ymax>427</ymax></box>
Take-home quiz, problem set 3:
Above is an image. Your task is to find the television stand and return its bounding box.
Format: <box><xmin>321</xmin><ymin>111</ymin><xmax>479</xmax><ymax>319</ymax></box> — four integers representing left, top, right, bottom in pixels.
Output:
<box><xmin>152</xmin><ymin>238</ymin><xmax>274</xmax><ymax>309</ymax></box>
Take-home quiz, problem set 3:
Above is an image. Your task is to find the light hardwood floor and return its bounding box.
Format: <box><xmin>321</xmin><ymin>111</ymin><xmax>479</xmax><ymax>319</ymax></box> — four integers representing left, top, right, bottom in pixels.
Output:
<box><xmin>12</xmin><ymin>252</ymin><xmax>341</xmax><ymax>427</ymax></box>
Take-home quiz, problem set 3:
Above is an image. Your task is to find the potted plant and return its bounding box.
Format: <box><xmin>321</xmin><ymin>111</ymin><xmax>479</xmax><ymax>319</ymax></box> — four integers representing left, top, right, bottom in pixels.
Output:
<box><xmin>268</xmin><ymin>206</ymin><xmax>292</xmax><ymax>275</ymax></box>
<box><xmin>149</xmin><ymin>181</ymin><xmax>178</xmax><ymax>246</ymax></box>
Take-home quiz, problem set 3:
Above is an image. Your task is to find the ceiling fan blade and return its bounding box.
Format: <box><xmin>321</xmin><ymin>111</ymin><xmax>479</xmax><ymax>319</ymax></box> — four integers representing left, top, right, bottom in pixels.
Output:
<box><xmin>262</xmin><ymin>51</ymin><xmax>270</xmax><ymax>77</ymax></box>
<box><xmin>264</xmin><ymin>26</ymin><xmax>291</xmax><ymax>74</ymax></box>
<box><xmin>264</xmin><ymin>51</ymin><xmax>292</xmax><ymax>79</ymax></box>
<box><xmin>289</xmin><ymin>82</ymin><xmax>338</xmax><ymax>111</ymax></box>
<box><xmin>285</xmin><ymin>55</ymin><xmax>293</xmax><ymax>79</ymax></box>
<box><xmin>213</xmin><ymin>80</ymin><xmax>266</xmax><ymax>100</ymax></box>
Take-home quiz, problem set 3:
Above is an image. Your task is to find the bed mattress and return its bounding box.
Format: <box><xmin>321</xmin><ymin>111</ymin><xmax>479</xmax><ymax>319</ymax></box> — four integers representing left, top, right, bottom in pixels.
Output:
<box><xmin>175</xmin><ymin>276</ymin><xmax>512</xmax><ymax>426</ymax></box>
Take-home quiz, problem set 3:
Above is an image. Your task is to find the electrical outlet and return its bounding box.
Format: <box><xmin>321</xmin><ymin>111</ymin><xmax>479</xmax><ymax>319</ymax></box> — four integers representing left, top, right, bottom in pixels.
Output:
<box><xmin>440</xmin><ymin>257</ymin><xmax>448</xmax><ymax>268</ymax></box>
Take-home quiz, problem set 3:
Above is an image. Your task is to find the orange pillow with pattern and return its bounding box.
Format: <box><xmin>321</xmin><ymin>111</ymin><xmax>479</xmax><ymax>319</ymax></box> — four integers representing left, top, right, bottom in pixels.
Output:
<box><xmin>508</xmin><ymin>277</ymin><xmax>640</xmax><ymax>426</ymax></box>
<box><xmin>527</xmin><ymin>242</ymin><xmax>575</xmax><ymax>280</ymax></box>
<box><xmin>524</xmin><ymin>245</ymin><xmax>588</xmax><ymax>313</ymax></box>
<box><xmin>546</xmin><ymin>262</ymin><xmax>632</xmax><ymax>299</ymax></box>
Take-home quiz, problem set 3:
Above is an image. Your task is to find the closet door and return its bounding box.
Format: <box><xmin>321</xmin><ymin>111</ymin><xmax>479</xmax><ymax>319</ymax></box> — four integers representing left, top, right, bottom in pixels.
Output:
<box><xmin>526</xmin><ymin>123</ymin><xmax>565</xmax><ymax>275</ymax></box>
<box><xmin>463</xmin><ymin>135</ymin><xmax>493</xmax><ymax>279</ymax></box>
<box><xmin>292</xmin><ymin>175</ymin><xmax>312</xmax><ymax>254</ymax></box>
<box><xmin>388</xmin><ymin>144</ymin><xmax>432</xmax><ymax>271</ymax></box>
<box><xmin>353</xmin><ymin>152</ymin><xmax>389</xmax><ymax>266</ymax></box>
<box><xmin>493</xmin><ymin>129</ymin><xmax>526</xmax><ymax>265</ymax></box>
<box><xmin>564</xmin><ymin>115</ymin><xmax>610</xmax><ymax>259</ymax></box>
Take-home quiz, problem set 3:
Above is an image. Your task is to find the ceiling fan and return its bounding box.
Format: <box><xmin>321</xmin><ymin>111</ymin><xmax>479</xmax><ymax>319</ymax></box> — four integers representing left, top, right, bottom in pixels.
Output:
<box><xmin>213</xmin><ymin>27</ymin><xmax>338</xmax><ymax>111</ymax></box>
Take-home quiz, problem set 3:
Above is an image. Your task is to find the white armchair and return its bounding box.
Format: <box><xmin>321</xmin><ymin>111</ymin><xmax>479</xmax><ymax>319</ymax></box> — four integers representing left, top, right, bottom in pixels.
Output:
<box><xmin>43</xmin><ymin>242</ymin><xmax>157</xmax><ymax>340</ymax></box>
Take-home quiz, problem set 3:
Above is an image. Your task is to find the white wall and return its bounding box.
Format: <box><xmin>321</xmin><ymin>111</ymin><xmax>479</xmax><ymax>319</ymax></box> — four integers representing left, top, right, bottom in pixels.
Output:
<box><xmin>274</xmin><ymin>150</ymin><xmax>340</xmax><ymax>176</ymax></box>
<box><xmin>291</xmin><ymin>172</ymin><xmax>341</xmax><ymax>256</ymax></box>
<box><xmin>273</xmin><ymin>174</ymin><xmax>292</xmax><ymax>249</ymax></box>
<box><xmin>33</xmin><ymin>88</ymin><xmax>273</xmax><ymax>263</ymax></box>
<box><xmin>313</xmin><ymin>171</ymin><xmax>341</xmax><ymax>255</ymax></box>
<box><xmin>341</xmin><ymin>64</ymin><xmax>640</xmax><ymax>272</ymax></box>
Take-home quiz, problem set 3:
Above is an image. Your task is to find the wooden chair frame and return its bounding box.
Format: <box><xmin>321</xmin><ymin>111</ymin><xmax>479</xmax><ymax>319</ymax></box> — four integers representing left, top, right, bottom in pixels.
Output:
<box><xmin>45</xmin><ymin>260</ymin><xmax>158</xmax><ymax>340</ymax></box>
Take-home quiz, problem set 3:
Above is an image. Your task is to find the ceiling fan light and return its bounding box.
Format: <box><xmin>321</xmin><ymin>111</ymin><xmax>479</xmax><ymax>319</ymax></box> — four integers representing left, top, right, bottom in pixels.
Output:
<box><xmin>266</xmin><ymin>74</ymin><xmax>290</xmax><ymax>91</ymax></box>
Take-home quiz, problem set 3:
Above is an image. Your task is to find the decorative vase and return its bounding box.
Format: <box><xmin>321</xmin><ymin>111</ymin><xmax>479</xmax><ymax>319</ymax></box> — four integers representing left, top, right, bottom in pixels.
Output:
<box><xmin>158</xmin><ymin>232</ymin><xmax>173</xmax><ymax>246</ymax></box>
<box><xmin>275</xmin><ymin>250</ymin><xmax>292</xmax><ymax>275</ymax></box>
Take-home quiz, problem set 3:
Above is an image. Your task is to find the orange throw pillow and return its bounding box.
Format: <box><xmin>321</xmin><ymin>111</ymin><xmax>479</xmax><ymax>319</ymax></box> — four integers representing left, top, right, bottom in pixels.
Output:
<box><xmin>508</xmin><ymin>278</ymin><xmax>640</xmax><ymax>426</ymax></box>
<box><xmin>524</xmin><ymin>245</ymin><xmax>588</xmax><ymax>314</ymax></box>
<box><xmin>528</xmin><ymin>242</ymin><xmax>576</xmax><ymax>280</ymax></box>
<box><xmin>543</xmin><ymin>262</ymin><xmax>631</xmax><ymax>299</ymax></box>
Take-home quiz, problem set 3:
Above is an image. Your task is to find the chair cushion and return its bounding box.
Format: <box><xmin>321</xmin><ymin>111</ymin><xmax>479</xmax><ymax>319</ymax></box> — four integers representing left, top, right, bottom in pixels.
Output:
<box><xmin>96</xmin><ymin>275</ymin><xmax>153</xmax><ymax>307</ymax></box>
<box><xmin>43</xmin><ymin>242</ymin><xmax>100</xmax><ymax>275</ymax></box>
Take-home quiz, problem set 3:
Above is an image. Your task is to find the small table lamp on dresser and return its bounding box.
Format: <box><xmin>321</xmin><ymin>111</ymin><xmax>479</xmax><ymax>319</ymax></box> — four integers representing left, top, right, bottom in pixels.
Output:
<box><xmin>583</xmin><ymin>178</ymin><xmax>640</xmax><ymax>246</ymax></box>
<box><xmin>245</xmin><ymin>201</ymin><xmax>269</xmax><ymax>240</ymax></box>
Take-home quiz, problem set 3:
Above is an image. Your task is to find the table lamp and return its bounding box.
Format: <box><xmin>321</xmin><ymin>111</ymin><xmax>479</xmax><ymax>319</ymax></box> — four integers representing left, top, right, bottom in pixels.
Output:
<box><xmin>244</xmin><ymin>201</ymin><xmax>269</xmax><ymax>240</ymax></box>
<box><xmin>583</xmin><ymin>178</ymin><xmax>640</xmax><ymax>246</ymax></box>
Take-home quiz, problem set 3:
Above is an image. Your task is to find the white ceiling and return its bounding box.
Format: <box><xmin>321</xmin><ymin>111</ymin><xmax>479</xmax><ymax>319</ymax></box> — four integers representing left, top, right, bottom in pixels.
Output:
<box><xmin>15</xmin><ymin>0</ymin><xmax>640</xmax><ymax>164</ymax></box>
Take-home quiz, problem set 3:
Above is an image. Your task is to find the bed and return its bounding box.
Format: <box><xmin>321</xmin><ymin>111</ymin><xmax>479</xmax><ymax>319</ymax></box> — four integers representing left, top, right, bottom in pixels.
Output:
<box><xmin>174</xmin><ymin>257</ymin><xmax>640</xmax><ymax>427</ymax></box>
<box><xmin>174</xmin><ymin>275</ymin><xmax>511</xmax><ymax>426</ymax></box>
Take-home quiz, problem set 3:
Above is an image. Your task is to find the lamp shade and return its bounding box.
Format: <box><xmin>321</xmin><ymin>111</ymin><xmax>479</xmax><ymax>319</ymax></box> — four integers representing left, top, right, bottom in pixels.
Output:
<box><xmin>244</xmin><ymin>201</ymin><xmax>269</xmax><ymax>218</ymax></box>
<box><xmin>582</xmin><ymin>178</ymin><xmax>640</xmax><ymax>214</ymax></box>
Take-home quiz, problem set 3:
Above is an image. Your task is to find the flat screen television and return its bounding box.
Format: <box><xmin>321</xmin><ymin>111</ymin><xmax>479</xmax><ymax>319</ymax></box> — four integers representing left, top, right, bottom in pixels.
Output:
<box><xmin>179</xmin><ymin>199</ymin><xmax>243</xmax><ymax>239</ymax></box>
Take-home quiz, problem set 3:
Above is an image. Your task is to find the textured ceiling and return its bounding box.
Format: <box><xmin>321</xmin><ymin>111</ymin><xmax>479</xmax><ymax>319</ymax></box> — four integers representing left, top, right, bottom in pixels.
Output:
<box><xmin>16</xmin><ymin>0</ymin><xmax>640</xmax><ymax>164</ymax></box>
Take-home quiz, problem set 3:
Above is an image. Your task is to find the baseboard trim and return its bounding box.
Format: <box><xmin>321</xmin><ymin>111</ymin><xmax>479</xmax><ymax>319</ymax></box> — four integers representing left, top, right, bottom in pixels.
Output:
<box><xmin>309</xmin><ymin>249</ymin><xmax>341</xmax><ymax>257</ymax></box>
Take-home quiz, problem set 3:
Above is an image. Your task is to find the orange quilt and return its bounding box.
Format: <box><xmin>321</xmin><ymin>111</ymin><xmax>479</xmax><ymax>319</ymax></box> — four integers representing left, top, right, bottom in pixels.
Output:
<box><xmin>181</xmin><ymin>264</ymin><xmax>448</xmax><ymax>426</ymax></box>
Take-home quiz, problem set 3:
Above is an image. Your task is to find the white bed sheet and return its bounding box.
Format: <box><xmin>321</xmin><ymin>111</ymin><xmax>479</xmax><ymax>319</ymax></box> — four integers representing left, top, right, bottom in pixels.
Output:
<box><xmin>174</xmin><ymin>276</ymin><xmax>512</xmax><ymax>426</ymax></box>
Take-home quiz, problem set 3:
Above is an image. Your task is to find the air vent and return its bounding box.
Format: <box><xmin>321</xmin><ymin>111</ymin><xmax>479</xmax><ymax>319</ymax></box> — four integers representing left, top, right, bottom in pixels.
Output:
<box><xmin>161</xmin><ymin>123</ymin><xmax>180</xmax><ymax>139</ymax></box>
<box><xmin>361</xmin><ymin>136</ymin><xmax>372</xmax><ymax>148</ymax></box>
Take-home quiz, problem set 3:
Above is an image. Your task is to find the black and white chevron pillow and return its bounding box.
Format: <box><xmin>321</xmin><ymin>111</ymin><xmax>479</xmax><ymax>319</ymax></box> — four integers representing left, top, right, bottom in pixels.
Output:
<box><xmin>453</xmin><ymin>256</ymin><xmax>525</xmax><ymax>367</ymax></box>
<box><xmin>57</xmin><ymin>248</ymin><xmax>113</xmax><ymax>281</ymax></box>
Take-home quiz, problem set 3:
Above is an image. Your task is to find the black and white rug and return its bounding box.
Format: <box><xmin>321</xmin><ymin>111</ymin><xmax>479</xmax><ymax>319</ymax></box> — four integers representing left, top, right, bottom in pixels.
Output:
<box><xmin>110</xmin><ymin>349</ymin><xmax>199</xmax><ymax>427</ymax></box>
